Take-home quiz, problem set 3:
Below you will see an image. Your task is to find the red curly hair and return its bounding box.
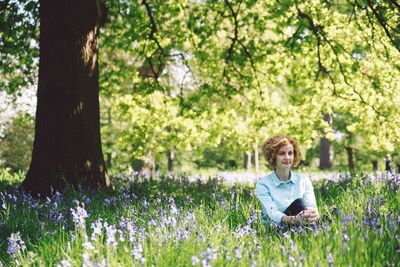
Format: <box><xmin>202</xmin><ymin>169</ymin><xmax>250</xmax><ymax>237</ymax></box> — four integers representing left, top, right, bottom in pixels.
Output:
<box><xmin>262</xmin><ymin>135</ymin><xmax>301</xmax><ymax>168</ymax></box>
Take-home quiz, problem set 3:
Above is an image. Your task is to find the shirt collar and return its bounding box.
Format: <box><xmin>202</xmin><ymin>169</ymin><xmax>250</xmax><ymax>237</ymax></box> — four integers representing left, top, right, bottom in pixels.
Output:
<box><xmin>272</xmin><ymin>170</ymin><xmax>297</xmax><ymax>187</ymax></box>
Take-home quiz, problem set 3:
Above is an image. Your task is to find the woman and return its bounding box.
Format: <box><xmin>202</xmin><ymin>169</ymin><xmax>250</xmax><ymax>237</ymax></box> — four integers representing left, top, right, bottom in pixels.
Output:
<box><xmin>255</xmin><ymin>135</ymin><xmax>319</xmax><ymax>225</ymax></box>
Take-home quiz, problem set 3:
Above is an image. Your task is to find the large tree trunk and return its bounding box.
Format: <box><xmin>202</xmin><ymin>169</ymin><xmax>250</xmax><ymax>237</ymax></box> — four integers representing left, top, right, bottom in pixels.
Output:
<box><xmin>319</xmin><ymin>114</ymin><xmax>334</xmax><ymax>170</ymax></box>
<box><xmin>345</xmin><ymin>147</ymin><xmax>355</xmax><ymax>170</ymax></box>
<box><xmin>21</xmin><ymin>0</ymin><xmax>111</xmax><ymax>196</ymax></box>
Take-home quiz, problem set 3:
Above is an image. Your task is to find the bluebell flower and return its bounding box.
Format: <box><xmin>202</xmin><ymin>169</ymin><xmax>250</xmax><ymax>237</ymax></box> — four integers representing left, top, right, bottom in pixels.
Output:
<box><xmin>90</xmin><ymin>218</ymin><xmax>103</xmax><ymax>241</ymax></box>
<box><xmin>70</xmin><ymin>201</ymin><xmax>88</xmax><ymax>229</ymax></box>
<box><xmin>231</xmin><ymin>245</ymin><xmax>242</xmax><ymax>260</ymax></box>
<box><xmin>191</xmin><ymin>255</ymin><xmax>200</xmax><ymax>265</ymax></box>
<box><xmin>131</xmin><ymin>244</ymin><xmax>145</xmax><ymax>263</ymax></box>
<box><xmin>7</xmin><ymin>232</ymin><xmax>26</xmax><ymax>258</ymax></box>
<box><xmin>82</xmin><ymin>253</ymin><xmax>92</xmax><ymax>267</ymax></box>
<box><xmin>58</xmin><ymin>259</ymin><xmax>71</xmax><ymax>267</ymax></box>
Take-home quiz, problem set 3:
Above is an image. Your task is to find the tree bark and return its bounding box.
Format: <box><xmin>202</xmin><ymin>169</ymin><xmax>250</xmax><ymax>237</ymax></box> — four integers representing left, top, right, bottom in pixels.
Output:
<box><xmin>243</xmin><ymin>151</ymin><xmax>251</xmax><ymax>170</ymax></box>
<box><xmin>252</xmin><ymin>141</ymin><xmax>259</xmax><ymax>175</ymax></box>
<box><xmin>319</xmin><ymin>114</ymin><xmax>334</xmax><ymax>170</ymax></box>
<box><xmin>372</xmin><ymin>159</ymin><xmax>378</xmax><ymax>171</ymax></box>
<box><xmin>21</xmin><ymin>0</ymin><xmax>111</xmax><ymax>195</ymax></box>
<box><xmin>345</xmin><ymin>147</ymin><xmax>355</xmax><ymax>170</ymax></box>
<box><xmin>143</xmin><ymin>150</ymin><xmax>156</xmax><ymax>175</ymax></box>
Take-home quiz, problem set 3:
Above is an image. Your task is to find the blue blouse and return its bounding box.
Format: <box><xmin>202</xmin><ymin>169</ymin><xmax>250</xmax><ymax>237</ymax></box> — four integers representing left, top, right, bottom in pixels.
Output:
<box><xmin>255</xmin><ymin>171</ymin><xmax>318</xmax><ymax>224</ymax></box>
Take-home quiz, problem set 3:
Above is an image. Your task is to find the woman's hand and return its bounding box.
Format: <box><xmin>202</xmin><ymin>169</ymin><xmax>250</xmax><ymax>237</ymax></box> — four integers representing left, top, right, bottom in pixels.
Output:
<box><xmin>297</xmin><ymin>208</ymin><xmax>319</xmax><ymax>225</ymax></box>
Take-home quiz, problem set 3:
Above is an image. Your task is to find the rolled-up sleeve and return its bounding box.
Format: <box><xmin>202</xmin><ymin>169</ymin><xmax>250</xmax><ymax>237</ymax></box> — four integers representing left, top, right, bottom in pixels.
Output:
<box><xmin>255</xmin><ymin>182</ymin><xmax>286</xmax><ymax>224</ymax></box>
<box><xmin>302</xmin><ymin>177</ymin><xmax>318</xmax><ymax>210</ymax></box>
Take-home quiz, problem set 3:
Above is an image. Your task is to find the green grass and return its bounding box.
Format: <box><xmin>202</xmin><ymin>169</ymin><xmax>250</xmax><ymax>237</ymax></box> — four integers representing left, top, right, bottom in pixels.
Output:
<box><xmin>0</xmin><ymin>169</ymin><xmax>399</xmax><ymax>266</ymax></box>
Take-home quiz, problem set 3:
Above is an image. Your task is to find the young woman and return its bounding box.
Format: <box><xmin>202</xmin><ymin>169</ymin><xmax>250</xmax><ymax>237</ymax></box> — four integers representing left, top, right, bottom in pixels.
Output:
<box><xmin>255</xmin><ymin>135</ymin><xmax>319</xmax><ymax>225</ymax></box>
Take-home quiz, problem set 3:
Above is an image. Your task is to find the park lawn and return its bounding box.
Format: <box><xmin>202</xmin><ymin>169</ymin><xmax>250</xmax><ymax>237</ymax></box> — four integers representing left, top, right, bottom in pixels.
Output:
<box><xmin>0</xmin><ymin>169</ymin><xmax>399</xmax><ymax>266</ymax></box>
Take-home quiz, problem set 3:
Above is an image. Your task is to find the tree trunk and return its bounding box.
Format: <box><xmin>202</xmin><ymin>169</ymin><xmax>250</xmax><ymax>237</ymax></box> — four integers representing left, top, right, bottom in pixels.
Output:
<box><xmin>345</xmin><ymin>147</ymin><xmax>355</xmax><ymax>170</ymax></box>
<box><xmin>372</xmin><ymin>160</ymin><xmax>378</xmax><ymax>171</ymax></box>
<box><xmin>168</xmin><ymin>145</ymin><xmax>174</xmax><ymax>172</ymax></box>
<box><xmin>319</xmin><ymin>114</ymin><xmax>334</xmax><ymax>170</ymax></box>
<box><xmin>253</xmin><ymin>141</ymin><xmax>259</xmax><ymax>175</ymax></box>
<box><xmin>243</xmin><ymin>151</ymin><xmax>251</xmax><ymax>170</ymax></box>
<box><xmin>21</xmin><ymin>0</ymin><xmax>111</xmax><ymax>196</ymax></box>
<box><xmin>143</xmin><ymin>150</ymin><xmax>156</xmax><ymax>175</ymax></box>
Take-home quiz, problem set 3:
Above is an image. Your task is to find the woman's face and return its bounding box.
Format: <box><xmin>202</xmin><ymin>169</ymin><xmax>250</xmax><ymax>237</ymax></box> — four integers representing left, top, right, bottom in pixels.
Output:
<box><xmin>275</xmin><ymin>143</ymin><xmax>294</xmax><ymax>170</ymax></box>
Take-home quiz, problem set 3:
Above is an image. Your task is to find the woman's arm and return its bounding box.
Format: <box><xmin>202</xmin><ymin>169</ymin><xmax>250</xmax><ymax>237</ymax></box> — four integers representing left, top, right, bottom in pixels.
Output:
<box><xmin>255</xmin><ymin>182</ymin><xmax>286</xmax><ymax>224</ymax></box>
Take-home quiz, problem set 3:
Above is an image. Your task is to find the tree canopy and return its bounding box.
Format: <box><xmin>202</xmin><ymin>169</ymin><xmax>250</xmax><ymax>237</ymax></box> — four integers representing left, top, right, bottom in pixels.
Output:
<box><xmin>1</xmin><ymin>0</ymin><xmax>399</xmax><ymax>179</ymax></box>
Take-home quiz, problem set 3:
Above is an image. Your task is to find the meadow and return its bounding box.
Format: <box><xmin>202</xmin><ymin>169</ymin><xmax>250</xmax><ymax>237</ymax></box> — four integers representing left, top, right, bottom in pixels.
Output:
<box><xmin>0</xmin><ymin>168</ymin><xmax>399</xmax><ymax>266</ymax></box>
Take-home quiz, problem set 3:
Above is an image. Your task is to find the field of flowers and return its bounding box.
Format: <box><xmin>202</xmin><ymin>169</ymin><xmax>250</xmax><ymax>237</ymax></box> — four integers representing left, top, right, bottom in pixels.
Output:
<box><xmin>0</xmin><ymin>169</ymin><xmax>399</xmax><ymax>266</ymax></box>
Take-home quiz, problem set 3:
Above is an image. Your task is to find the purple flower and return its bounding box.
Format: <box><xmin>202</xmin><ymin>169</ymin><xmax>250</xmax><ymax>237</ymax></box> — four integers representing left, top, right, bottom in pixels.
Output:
<box><xmin>83</xmin><ymin>241</ymin><xmax>95</xmax><ymax>251</ymax></box>
<box><xmin>191</xmin><ymin>255</ymin><xmax>200</xmax><ymax>265</ymax></box>
<box><xmin>58</xmin><ymin>259</ymin><xmax>71</xmax><ymax>267</ymax></box>
<box><xmin>90</xmin><ymin>218</ymin><xmax>103</xmax><ymax>241</ymax></box>
<box><xmin>326</xmin><ymin>247</ymin><xmax>334</xmax><ymax>266</ymax></box>
<box><xmin>70</xmin><ymin>201</ymin><xmax>88</xmax><ymax>229</ymax></box>
<box><xmin>131</xmin><ymin>244</ymin><xmax>145</xmax><ymax>263</ymax></box>
<box><xmin>342</xmin><ymin>230</ymin><xmax>349</xmax><ymax>248</ymax></box>
<box><xmin>233</xmin><ymin>246</ymin><xmax>242</xmax><ymax>260</ymax></box>
<box><xmin>7</xmin><ymin>232</ymin><xmax>26</xmax><ymax>258</ymax></box>
<box><xmin>104</xmin><ymin>222</ymin><xmax>117</xmax><ymax>248</ymax></box>
<box><xmin>82</xmin><ymin>253</ymin><xmax>92</xmax><ymax>267</ymax></box>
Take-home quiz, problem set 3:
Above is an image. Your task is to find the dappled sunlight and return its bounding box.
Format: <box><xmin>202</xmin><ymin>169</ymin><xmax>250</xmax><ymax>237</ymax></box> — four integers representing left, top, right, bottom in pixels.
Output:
<box><xmin>82</xmin><ymin>26</ymin><xmax>99</xmax><ymax>76</ymax></box>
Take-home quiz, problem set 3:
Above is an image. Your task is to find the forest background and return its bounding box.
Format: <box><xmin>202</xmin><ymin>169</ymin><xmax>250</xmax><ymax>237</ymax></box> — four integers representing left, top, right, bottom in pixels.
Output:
<box><xmin>1</xmin><ymin>0</ymin><xmax>399</xmax><ymax>184</ymax></box>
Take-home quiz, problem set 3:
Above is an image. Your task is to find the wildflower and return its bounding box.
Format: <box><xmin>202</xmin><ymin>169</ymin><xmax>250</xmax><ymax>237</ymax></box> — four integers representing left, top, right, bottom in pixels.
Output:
<box><xmin>376</xmin><ymin>226</ymin><xmax>382</xmax><ymax>238</ymax></box>
<box><xmin>82</xmin><ymin>253</ymin><xmax>92</xmax><ymax>267</ymax></box>
<box><xmin>104</xmin><ymin>222</ymin><xmax>117</xmax><ymax>248</ymax></box>
<box><xmin>280</xmin><ymin>244</ymin><xmax>286</xmax><ymax>255</ymax></box>
<box><xmin>132</xmin><ymin>244</ymin><xmax>145</xmax><ymax>263</ymax></box>
<box><xmin>342</xmin><ymin>230</ymin><xmax>349</xmax><ymax>248</ymax></box>
<box><xmin>83</xmin><ymin>241</ymin><xmax>95</xmax><ymax>251</ymax></box>
<box><xmin>326</xmin><ymin>247</ymin><xmax>334</xmax><ymax>267</ymax></box>
<box><xmin>70</xmin><ymin>201</ymin><xmax>88</xmax><ymax>229</ymax></box>
<box><xmin>170</xmin><ymin>204</ymin><xmax>178</xmax><ymax>215</ymax></box>
<box><xmin>233</xmin><ymin>246</ymin><xmax>242</xmax><ymax>260</ymax></box>
<box><xmin>7</xmin><ymin>232</ymin><xmax>26</xmax><ymax>258</ymax></box>
<box><xmin>200</xmin><ymin>246</ymin><xmax>218</xmax><ymax>262</ymax></box>
<box><xmin>198</xmin><ymin>257</ymin><xmax>209</xmax><ymax>267</ymax></box>
<box><xmin>118</xmin><ymin>229</ymin><xmax>125</xmax><ymax>243</ymax></box>
<box><xmin>288</xmin><ymin>255</ymin><xmax>296</xmax><ymax>263</ymax></box>
<box><xmin>90</xmin><ymin>218</ymin><xmax>103</xmax><ymax>241</ymax></box>
<box><xmin>59</xmin><ymin>259</ymin><xmax>71</xmax><ymax>267</ymax></box>
<box><xmin>191</xmin><ymin>255</ymin><xmax>200</xmax><ymax>265</ymax></box>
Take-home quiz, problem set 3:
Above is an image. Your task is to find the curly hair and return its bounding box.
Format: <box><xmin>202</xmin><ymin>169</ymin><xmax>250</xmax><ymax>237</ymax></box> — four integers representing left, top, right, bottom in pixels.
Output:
<box><xmin>262</xmin><ymin>135</ymin><xmax>301</xmax><ymax>168</ymax></box>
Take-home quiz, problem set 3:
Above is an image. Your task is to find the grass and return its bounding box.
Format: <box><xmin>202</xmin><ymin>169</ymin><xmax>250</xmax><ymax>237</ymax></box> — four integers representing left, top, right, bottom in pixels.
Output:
<box><xmin>0</xmin><ymin>169</ymin><xmax>399</xmax><ymax>266</ymax></box>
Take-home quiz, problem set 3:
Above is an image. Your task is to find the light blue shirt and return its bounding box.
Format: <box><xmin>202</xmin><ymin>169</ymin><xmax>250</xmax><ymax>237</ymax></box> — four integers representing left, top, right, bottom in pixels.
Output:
<box><xmin>255</xmin><ymin>171</ymin><xmax>318</xmax><ymax>225</ymax></box>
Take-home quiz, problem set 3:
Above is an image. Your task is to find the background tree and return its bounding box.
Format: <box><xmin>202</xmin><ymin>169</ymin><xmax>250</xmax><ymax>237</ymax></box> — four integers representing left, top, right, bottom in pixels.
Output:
<box><xmin>0</xmin><ymin>113</ymin><xmax>34</xmax><ymax>172</ymax></box>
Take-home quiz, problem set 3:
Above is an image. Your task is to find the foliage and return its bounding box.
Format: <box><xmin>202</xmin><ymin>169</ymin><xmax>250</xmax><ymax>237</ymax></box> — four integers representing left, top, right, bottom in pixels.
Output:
<box><xmin>0</xmin><ymin>171</ymin><xmax>399</xmax><ymax>266</ymax></box>
<box><xmin>1</xmin><ymin>0</ymin><xmax>400</xmax><ymax>172</ymax></box>
<box><xmin>0</xmin><ymin>0</ymin><xmax>39</xmax><ymax>95</ymax></box>
<box><xmin>0</xmin><ymin>113</ymin><xmax>34</xmax><ymax>172</ymax></box>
